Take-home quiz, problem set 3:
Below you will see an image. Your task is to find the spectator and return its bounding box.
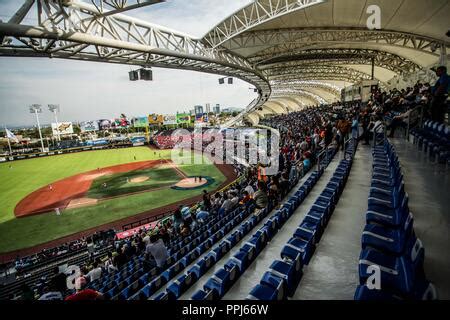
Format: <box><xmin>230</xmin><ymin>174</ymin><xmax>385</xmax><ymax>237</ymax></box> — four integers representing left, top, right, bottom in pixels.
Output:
<box><xmin>172</xmin><ymin>207</ymin><xmax>184</xmax><ymax>231</ymax></box>
<box><xmin>240</xmin><ymin>190</ymin><xmax>252</xmax><ymax>205</ymax></box>
<box><xmin>202</xmin><ymin>190</ymin><xmax>211</xmax><ymax>210</ymax></box>
<box><xmin>65</xmin><ymin>277</ymin><xmax>103</xmax><ymax>301</ymax></box>
<box><xmin>86</xmin><ymin>261</ymin><xmax>102</xmax><ymax>282</ymax></box>
<box><xmin>51</xmin><ymin>266</ymin><xmax>67</xmax><ymax>294</ymax></box>
<box><xmin>20</xmin><ymin>284</ymin><xmax>35</xmax><ymax>301</ymax></box>
<box><xmin>38</xmin><ymin>278</ymin><xmax>63</xmax><ymax>301</ymax></box>
<box><xmin>196</xmin><ymin>207</ymin><xmax>209</xmax><ymax>223</ymax></box>
<box><xmin>142</xmin><ymin>232</ymin><xmax>151</xmax><ymax>246</ymax></box>
<box><xmin>145</xmin><ymin>234</ymin><xmax>168</xmax><ymax>269</ymax></box>
<box><xmin>104</xmin><ymin>252</ymin><xmax>118</xmax><ymax>274</ymax></box>
<box><xmin>114</xmin><ymin>247</ymin><xmax>127</xmax><ymax>270</ymax></box>
<box><xmin>220</xmin><ymin>193</ymin><xmax>234</xmax><ymax>212</ymax></box>
<box><xmin>254</xmin><ymin>180</ymin><xmax>269</xmax><ymax>209</ymax></box>
<box><xmin>430</xmin><ymin>66</ymin><xmax>449</xmax><ymax>123</ymax></box>
<box><xmin>387</xmin><ymin>109</ymin><xmax>412</xmax><ymax>138</ymax></box>
<box><xmin>351</xmin><ymin>115</ymin><xmax>359</xmax><ymax>139</ymax></box>
<box><xmin>229</xmin><ymin>192</ymin><xmax>240</xmax><ymax>208</ymax></box>
<box><xmin>244</xmin><ymin>184</ymin><xmax>255</xmax><ymax>197</ymax></box>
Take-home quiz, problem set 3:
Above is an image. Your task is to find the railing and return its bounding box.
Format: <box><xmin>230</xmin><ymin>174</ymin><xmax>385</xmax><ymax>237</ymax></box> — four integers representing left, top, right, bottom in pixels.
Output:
<box><xmin>317</xmin><ymin>149</ymin><xmax>328</xmax><ymax>172</ymax></box>
<box><xmin>372</xmin><ymin>125</ymin><xmax>387</xmax><ymax>146</ymax></box>
<box><xmin>344</xmin><ymin>137</ymin><xmax>357</xmax><ymax>160</ymax></box>
<box><xmin>406</xmin><ymin>105</ymin><xmax>425</xmax><ymax>141</ymax></box>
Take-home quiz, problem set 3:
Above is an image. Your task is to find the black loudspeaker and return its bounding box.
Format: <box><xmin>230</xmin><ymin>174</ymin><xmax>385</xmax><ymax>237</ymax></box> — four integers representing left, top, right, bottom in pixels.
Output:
<box><xmin>129</xmin><ymin>70</ymin><xmax>139</xmax><ymax>81</ymax></box>
<box><xmin>228</xmin><ymin>77</ymin><xmax>233</xmax><ymax>84</ymax></box>
<box><xmin>219</xmin><ymin>78</ymin><xmax>225</xmax><ymax>84</ymax></box>
<box><xmin>145</xmin><ymin>69</ymin><xmax>153</xmax><ymax>81</ymax></box>
<box><xmin>139</xmin><ymin>69</ymin><xmax>153</xmax><ymax>81</ymax></box>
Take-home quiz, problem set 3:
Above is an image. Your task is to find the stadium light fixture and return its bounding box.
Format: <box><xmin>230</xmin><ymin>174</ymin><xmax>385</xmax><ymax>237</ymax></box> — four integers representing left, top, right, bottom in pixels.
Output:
<box><xmin>48</xmin><ymin>104</ymin><xmax>61</xmax><ymax>142</ymax></box>
<box><xmin>29</xmin><ymin>104</ymin><xmax>45</xmax><ymax>153</ymax></box>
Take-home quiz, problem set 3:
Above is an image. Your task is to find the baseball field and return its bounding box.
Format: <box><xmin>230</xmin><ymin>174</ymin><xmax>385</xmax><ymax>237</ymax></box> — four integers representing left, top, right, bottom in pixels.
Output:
<box><xmin>0</xmin><ymin>147</ymin><xmax>231</xmax><ymax>255</ymax></box>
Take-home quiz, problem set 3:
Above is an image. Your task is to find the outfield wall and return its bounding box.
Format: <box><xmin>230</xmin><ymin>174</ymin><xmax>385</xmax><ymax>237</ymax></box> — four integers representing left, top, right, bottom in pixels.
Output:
<box><xmin>0</xmin><ymin>142</ymin><xmax>144</xmax><ymax>162</ymax></box>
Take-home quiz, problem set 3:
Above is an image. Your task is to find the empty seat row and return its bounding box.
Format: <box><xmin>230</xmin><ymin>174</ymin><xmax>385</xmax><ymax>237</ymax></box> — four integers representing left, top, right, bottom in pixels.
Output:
<box><xmin>355</xmin><ymin>140</ymin><xmax>437</xmax><ymax>300</ymax></box>
<box><xmin>192</xmin><ymin>169</ymin><xmax>325</xmax><ymax>301</ymax></box>
<box><xmin>247</xmin><ymin>141</ymin><xmax>357</xmax><ymax>300</ymax></box>
<box><xmin>410</xmin><ymin>120</ymin><xmax>450</xmax><ymax>164</ymax></box>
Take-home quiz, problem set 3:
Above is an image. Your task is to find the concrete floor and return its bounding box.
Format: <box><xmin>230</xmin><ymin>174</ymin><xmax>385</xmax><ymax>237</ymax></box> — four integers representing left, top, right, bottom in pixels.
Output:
<box><xmin>293</xmin><ymin>145</ymin><xmax>371</xmax><ymax>300</ymax></box>
<box><xmin>390</xmin><ymin>138</ymin><xmax>450</xmax><ymax>299</ymax></box>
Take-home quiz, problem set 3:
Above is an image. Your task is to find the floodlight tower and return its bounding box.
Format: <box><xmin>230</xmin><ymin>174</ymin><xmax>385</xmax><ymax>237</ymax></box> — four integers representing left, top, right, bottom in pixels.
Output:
<box><xmin>48</xmin><ymin>104</ymin><xmax>61</xmax><ymax>141</ymax></box>
<box><xmin>29</xmin><ymin>104</ymin><xmax>45</xmax><ymax>152</ymax></box>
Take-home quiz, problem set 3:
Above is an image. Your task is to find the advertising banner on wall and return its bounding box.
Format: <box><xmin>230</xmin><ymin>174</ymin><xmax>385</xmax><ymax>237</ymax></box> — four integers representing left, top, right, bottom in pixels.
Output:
<box><xmin>111</xmin><ymin>117</ymin><xmax>130</xmax><ymax>129</ymax></box>
<box><xmin>131</xmin><ymin>136</ymin><xmax>146</xmax><ymax>146</ymax></box>
<box><xmin>176</xmin><ymin>113</ymin><xmax>191</xmax><ymax>124</ymax></box>
<box><xmin>52</xmin><ymin>122</ymin><xmax>74</xmax><ymax>135</ymax></box>
<box><xmin>98</xmin><ymin>119</ymin><xmax>112</xmax><ymax>130</ymax></box>
<box><xmin>163</xmin><ymin>115</ymin><xmax>177</xmax><ymax>125</ymax></box>
<box><xmin>132</xmin><ymin>117</ymin><xmax>148</xmax><ymax>128</ymax></box>
<box><xmin>195</xmin><ymin>113</ymin><xmax>209</xmax><ymax>123</ymax></box>
<box><xmin>148</xmin><ymin>114</ymin><xmax>163</xmax><ymax>125</ymax></box>
<box><xmin>80</xmin><ymin>120</ymin><xmax>99</xmax><ymax>132</ymax></box>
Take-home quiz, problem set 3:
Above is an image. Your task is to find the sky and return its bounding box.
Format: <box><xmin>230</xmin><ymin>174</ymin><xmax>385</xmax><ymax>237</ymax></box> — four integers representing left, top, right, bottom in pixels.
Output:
<box><xmin>0</xmin><ymin>0</ymin><xmax>255</xmax><ymax>127</ymax></box>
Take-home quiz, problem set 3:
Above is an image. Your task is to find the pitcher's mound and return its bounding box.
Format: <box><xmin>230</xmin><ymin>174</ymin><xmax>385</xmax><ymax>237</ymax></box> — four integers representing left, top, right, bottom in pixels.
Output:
<box><xmin>66</xmin><ymin>197</ymin><xmax>98</xmax><ymax>209</ymax></box>
<box><xmin>130</xmin><ymin>176</ymin><xmax>149</xmax><ymax>183</ymax></box>
<box><xmin>175</xmin><ymin>178</ymin><xmax>208</xmax><ymax>188</ymax></box>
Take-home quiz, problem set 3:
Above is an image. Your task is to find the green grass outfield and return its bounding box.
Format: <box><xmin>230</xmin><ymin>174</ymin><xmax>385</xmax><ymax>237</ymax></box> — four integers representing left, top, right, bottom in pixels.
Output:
<box><xmin>0</xmin><ymin>147</ymin><xmax>226</xmax><ymax>253</ymax></box>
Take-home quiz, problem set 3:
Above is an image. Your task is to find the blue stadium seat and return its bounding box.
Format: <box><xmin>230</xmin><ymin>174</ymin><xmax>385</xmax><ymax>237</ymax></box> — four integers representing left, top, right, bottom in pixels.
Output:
<box><xmin>153</xmin><ymin>290</ymin><xmax>175</xmax><ymax>300</ymax></box>
<box><xmin>281</xmin><ymin>236</ymin><xmax>314</xmax><ymax>265</ymax></box>
<box><xmin>267</xmin><ymin>260</ymin><xmax>301</xmax><ymax>297</ymax></box>
<box><xmin>203</xmin><ymin>268</ymin><xmax>232</xmax><ymax>297</ymax></box>
<box><xmin>191</xmin><ymin>288</ymin><xmax>217</xmax><ymax>300</ymax></box>
<box><xmin>362</xmin><ymin>212</ymin><xmax>414</xmax><ymax>255</ymax></box>
<box><xmin>359</xmin><ymin>238</ymin><xmax>426</xmax><ymax>297</ymax></box>
<box><xmin>166</xmin><ymin>271</ymin><xmax>197</xmax><ymax>298</ymax></box>
<box><xmin>247</xmin><ymin>272</ymin><xmax>286</xmax><ymax>300</ymax></box>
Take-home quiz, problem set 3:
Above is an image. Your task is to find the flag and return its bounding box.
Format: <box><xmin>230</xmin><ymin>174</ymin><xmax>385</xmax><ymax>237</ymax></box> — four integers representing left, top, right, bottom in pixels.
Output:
<box><xmin>5</xmin><ymin>128</ymin><xmax>18</xmax><ymax>142</ymax></box>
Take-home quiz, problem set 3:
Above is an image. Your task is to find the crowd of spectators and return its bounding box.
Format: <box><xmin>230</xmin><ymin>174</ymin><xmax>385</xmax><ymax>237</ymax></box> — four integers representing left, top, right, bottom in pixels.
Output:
<box><xmin>11</xmin><ymin>102</ymin><xmax>356</xmax><ymax>300</ymax></box>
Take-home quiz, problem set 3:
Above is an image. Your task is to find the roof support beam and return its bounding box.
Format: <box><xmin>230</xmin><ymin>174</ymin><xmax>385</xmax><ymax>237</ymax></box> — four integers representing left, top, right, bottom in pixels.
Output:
<box><xmin>202</xmin><ymin>0</ymin><xmax>327</xmax><ymax>48</ymax></box>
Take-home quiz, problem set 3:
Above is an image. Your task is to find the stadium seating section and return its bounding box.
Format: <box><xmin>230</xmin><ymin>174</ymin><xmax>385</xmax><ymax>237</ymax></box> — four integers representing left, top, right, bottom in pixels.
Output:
<box><xmin>354</xmin><ymin>140</ymin><xmax>437</xmax><ymax>300</ymax></box>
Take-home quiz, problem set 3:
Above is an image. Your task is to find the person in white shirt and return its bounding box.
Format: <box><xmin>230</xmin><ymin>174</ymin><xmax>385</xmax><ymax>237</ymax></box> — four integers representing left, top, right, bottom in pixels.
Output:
<box><xmin>104</xmin><ymin>252</ymin><xmax>118</xmax><ymax>274</ymax></box>
<box><xmin>86</xmin><ymin>262</ymin><xmax>102</xmax><ymax>282</ymax></box>
<box><xmin>244</xmin><ymin>185</ymin><xmax>255</xmax><ymax>197</ymax></box>
<box><xmin>371</xmin><ymin>118</ymin><xmax>385</xmax><ymax>134</ymax></box>
<box><xmin>145</xmin><ymin>235</ymin><xmax>168</xmax><ymax>268</ymax></box>
<box><xmin>38</xmin><ymin>278</ymin><xmax>63</xmax><ymax>301</ymax></box>
<box><xmin>142</xmin><ymin>233</ymin><xmax>150</xmax><ymax>246</ymax></box>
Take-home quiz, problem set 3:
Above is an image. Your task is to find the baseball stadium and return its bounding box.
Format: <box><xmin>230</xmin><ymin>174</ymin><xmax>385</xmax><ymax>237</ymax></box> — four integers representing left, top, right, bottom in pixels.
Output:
<box><xmin>0</xmin><ymin>0</ymin><xmax>449</xmax><ymax>310</ymax></box>
<box><xmin>0</xmin><ymin>147</ymin><xmax>234</xmax><ymax>254</ymax></box>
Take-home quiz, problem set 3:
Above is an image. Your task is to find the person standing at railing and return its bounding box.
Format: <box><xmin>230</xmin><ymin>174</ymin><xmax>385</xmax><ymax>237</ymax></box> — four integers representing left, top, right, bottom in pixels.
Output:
<box><xmin>387</xmin><ymin>108</ymin><xmax>412</xmax><ymax>138</ymax></box>
<box><xmin>430</xmin><ymin>66</ymin><xmax>449</xmax><ymax>123</ymax></box>
<box><xmin>351</xmin><ymin>115</ymin><xmax>359</xmax><ymax>139</ymax></box>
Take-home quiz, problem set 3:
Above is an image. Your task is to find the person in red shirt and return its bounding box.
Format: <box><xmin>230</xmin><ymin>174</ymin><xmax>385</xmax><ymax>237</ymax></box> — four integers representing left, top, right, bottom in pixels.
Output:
<box><xmin>65</xmin><ymin>277</ymin><xmax>104</xmax><ymax>301</ymax></box>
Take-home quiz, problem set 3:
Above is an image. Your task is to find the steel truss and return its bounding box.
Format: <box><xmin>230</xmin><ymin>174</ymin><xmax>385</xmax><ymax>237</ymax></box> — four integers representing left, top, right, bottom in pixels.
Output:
<box><xmin>223</xmin><ymin>28</ymin><xmax>449</xmax><ymax>63</ymax></box>
<box><xmin>88</xmin><ymin>1</ymin><xmax>165</xmax><ymax>17</ymax></box>
<box><xmin>271</xmin><ymin>90</ymin><xmax>326</xmax><ymax>105</ymax></box>
<box><xmin>259</xmin><ymin>48</ymin><xmax>421</xmax><ymax>75</ymax></box>
<box><xmin>271</xmin><ymin>82</ymin><xmax>341</xmax><ymax>99</ymax></box>
<box><xmin>202</xmin><ymin>0</ymin><xmax>326</xmax><ymax>48</ymax></box>
<box><xmin>268</xmin><ymin>64</ymin><xmax>377</xmax><ymax>82</ymax></box>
